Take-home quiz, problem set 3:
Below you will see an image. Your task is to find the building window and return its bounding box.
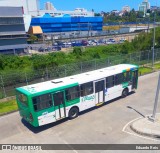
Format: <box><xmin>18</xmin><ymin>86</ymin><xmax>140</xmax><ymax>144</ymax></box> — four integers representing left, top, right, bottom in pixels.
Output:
<box><xmin>32</xmin><ymin>94</ymin><xmax>52</xmax><ymax>112</ymax></box>
<box><xmin>0</xmin><ymin>17</ymin><xmax>23</xmax><ymax>25</ymax></box>
<box><xmin>80</xmin><ymin>82</ymin><xmax>93</xmax><ymax>96</ymax></box>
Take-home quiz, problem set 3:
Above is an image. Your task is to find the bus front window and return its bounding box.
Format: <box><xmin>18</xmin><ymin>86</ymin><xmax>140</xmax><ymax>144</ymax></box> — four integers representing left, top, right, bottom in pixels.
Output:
<box><xmin>16</xmin><ymin>92</ymin><xmax>28</xmax><ymax>106</ymax></box>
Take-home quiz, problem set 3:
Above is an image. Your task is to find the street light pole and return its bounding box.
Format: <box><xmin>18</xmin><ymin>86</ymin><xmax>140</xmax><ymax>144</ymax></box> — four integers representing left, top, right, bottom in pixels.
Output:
<box><xmin>152</xmin><ymin>10</ymin><xmax>156</xmax><ymax>67</ymax></box>
<box><xmin>149</xmin><ymin>72</ymin><xmax>160</xmax><ymax>122</ymax></box>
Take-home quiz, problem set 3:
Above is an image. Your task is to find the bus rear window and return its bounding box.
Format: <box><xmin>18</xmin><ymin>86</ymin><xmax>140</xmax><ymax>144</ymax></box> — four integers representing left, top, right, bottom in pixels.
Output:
<box><xmin>17</xmin><ymin>92</ymin><xmax>28</xmax><ymax>106</ymax></box>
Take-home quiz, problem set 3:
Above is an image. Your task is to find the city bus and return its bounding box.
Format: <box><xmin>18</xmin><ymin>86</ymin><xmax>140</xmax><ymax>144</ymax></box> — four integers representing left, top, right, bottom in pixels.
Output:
<box><xmin>16</xmin><ymin>64</ymin><xmax>139</xmax><ymax>127</ymax></box>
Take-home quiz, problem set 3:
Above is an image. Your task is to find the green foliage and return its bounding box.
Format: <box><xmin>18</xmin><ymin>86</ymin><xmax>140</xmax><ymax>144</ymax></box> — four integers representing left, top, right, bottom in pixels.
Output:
<box><xmin>103</xmin><ymin>10</ymin><xmax>160</xmax><ymax>23</ymax></box>
<box><xmin>73</xmin><ymin>47</ymin><xmax>83</xmax><ymax>58</ymax></box>
<box><xmin>1</xmin><ymin>27</ymin><xmax>160</xmax><ymax>87</ymax></box>
<box><xmin>0</xmin><ymin>100</ymin><xmax>18</xmax><ymax>115</ymax></box>
<box><xmin>139</xmin><ymin>67</ymin><xmax>153</xmax><ymax>75</ymax></box>
<box><xmin>28</xmin><ymin>34</ymin><xmax>38</xmax><ymax>43</ymax></box>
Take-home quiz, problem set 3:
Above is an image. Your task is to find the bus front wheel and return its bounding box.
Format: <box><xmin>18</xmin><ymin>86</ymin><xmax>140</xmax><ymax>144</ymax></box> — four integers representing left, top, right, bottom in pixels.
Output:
<box><xmin>122</xmin><ymin>88</ymin><xmax>128</xmax><ymax>98</ymax></box>
<box><xmin>68</xmin><ymin>107</ymin><xmax>79</xmax><ymax>119</ymax></box>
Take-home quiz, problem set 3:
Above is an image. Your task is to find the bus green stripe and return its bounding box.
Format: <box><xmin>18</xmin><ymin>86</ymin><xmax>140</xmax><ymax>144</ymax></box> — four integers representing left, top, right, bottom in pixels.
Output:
<box><xmin>18</xmin><ymin>83</ymin><xmax>79</xmax><ymax>97</ymax></box>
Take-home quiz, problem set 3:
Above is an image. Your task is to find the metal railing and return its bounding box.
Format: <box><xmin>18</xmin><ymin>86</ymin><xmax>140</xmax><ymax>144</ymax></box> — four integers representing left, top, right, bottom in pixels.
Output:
<box><xmin>1</xmin><ymin>48</ymin><xmax>160</xmax><ymax>99</ymax></box>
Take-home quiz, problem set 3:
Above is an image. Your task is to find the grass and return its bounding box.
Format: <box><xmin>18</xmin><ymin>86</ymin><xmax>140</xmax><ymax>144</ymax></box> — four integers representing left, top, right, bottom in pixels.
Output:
<box><xmin>154</xmin><ymin>63</ymin><xmax>160</xmax><ymax>70</ymax></box>
<box><xmin>139</xmin><ymin>67</ymin><xmax>153</xmax><ymax>76</ymax></box>
<box><xmin>0</xmin><ymin>99</ymin><xmax>18</xmax><ymax>116</ymax></box>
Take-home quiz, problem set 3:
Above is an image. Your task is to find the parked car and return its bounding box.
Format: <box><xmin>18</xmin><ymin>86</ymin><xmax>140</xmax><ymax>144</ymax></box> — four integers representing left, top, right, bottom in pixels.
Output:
<box><xmin>98</xmin><ymin>39</ymin><xmax>106</xmax><ymax>44</ymax></box>
<box><xmin>81</xmin><ymin>40</ymin><xmax>88</xmax><ymax>46</ymax></box>
<box><xmin>119</xmin><ymin>38</ymin><xmax>126</xmax><ymax>43</ymax></box>
<box><xmin>72</xmin><ymin>41</ymin><xmax>82</xmax><ymax>47</ymax></box>
<box><xmin>106</xmin><ymin>38</ymin><xmax>116</xmax><ymax>44</ymax></box>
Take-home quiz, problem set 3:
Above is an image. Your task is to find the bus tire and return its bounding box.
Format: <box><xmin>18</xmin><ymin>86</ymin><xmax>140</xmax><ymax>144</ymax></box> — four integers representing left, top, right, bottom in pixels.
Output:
<box><xmin>122</xmin><ymin>88</ymin><xmax>128</xmax><ymax>98</ymax></box>
<box><xmin>68</xmin><ymin>107</ymin><xmax>79</xmax><ymax>119</ymax></box>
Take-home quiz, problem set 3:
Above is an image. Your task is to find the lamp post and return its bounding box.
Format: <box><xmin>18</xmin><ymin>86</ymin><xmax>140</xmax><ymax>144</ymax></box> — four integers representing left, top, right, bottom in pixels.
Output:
<box><xmin>152</xmin><ymin>11</ymin><xmax>156</xmax><ymax>67</ymax></box>
<box><xmin>149</xmin><ymin>72</ymin><xmax>160</xmax><ymax>122</ymax></box>
<box><xmin>148</xmin><ymin>0</ymin><xmax>158</xmax><ymax>122</ymax></box>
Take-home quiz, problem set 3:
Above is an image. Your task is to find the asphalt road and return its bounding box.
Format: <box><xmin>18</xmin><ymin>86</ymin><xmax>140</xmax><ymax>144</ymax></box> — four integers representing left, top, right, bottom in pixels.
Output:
<box><xmin>0</xmin><ymin>72</ymin><xmax>160</xmax><ymax>153</ymax></box>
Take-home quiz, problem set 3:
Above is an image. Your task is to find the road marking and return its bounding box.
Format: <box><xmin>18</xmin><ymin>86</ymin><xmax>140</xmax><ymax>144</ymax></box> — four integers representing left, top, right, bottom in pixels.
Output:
<box><xmin>56</xmin><ymin>131</ymin><xmax>78</xmax><ymax>153</ymax></box>
<box><xmin>122</xmin><ymin>117</ymin><xmax>142</xmax><ymax>132</ymax></box>
<box><xmin>61</xmin><ymin>139</ymin><xmax>79</xmax><ymax>153</ymax></box>
<box><xmin>123</xmin><ymin>129</ymin><xmax>160</xmax><ymax>142</ymax></box>
<box><xmin>122</xmin><ymin>113</ymin><xmax>160</xmax><ymax>142</ymax></box>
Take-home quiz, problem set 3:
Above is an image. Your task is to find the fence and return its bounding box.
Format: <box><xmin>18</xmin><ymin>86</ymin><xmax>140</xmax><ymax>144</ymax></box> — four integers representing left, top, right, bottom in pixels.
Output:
<box><xmin>1</xmin><ymin>48</ymin><xmax>160</xmax><ymax>99</ymax></box>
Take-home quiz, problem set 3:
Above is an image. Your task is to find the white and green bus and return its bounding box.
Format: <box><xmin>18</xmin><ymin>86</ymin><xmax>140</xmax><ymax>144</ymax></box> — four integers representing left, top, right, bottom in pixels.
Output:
<box><xmin>16</xmin><ymin>64</ymin><xmax>138</xmax><ymax>127</ymax></box>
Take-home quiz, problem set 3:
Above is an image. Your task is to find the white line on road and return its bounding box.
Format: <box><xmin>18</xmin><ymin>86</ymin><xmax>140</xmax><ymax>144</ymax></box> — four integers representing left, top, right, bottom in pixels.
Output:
<box><xmin>122</xmin><ymin>116</ymin><xmax>142</xmax><ymax>132</ymax></box>
<box><xmin>122</xmin><ymin>113</ymin><xmax>160</xmax><ymax>142</ymax></box>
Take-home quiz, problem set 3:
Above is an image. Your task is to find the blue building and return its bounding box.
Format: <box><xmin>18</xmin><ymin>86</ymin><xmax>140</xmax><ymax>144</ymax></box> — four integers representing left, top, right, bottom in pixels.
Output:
<box><xmin>31</xmin><ymin>14</ymin><xmax>103</xmax><ymax>33</ymax></box>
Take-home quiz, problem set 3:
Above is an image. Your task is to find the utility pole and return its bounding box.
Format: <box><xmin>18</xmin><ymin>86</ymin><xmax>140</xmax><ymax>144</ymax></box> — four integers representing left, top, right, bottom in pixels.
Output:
<box><xmin>152</xmin><ymin>10</ymin><xmax>156</xmax><ymax>67</ymax></box>
<box><xmin>149</xmin><ymin>72</ymin><xmax>160</xmax><ymax>122</ymax></box>
<box><xmin>147</xmin><ymin>13</ymin><xmax>150</xmax><ymax>33</ymax></box>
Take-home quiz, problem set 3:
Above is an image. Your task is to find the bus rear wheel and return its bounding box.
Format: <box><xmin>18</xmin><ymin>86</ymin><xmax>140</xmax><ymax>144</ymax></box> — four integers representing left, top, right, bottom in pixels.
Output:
<box><xmin>122</xmin><ymin>88</ymin><xmax>128</xmax><ymax>98</ymax></box>
<box><xmin>69</xmin><ymin>107</ymin><xmax>79</xmax><ymax>119</ymax></box>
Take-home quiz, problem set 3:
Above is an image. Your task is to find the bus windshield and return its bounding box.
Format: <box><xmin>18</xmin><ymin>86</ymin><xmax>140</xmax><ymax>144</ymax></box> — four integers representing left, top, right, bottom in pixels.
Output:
<box><xmin>16</xmin><ymin>91</ymin><xmax>28</xmax><ymax>106</ymax></box>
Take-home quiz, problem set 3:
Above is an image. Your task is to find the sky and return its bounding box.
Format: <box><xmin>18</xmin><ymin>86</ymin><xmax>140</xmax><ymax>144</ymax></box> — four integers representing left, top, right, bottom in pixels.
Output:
<box><xmin>39</xmin><ymin>0</ymin><xmax>159</xmax><ymax>12</ymax></box>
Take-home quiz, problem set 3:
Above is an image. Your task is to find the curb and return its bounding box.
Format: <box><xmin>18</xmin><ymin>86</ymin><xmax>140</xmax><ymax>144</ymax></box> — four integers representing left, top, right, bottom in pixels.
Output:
<box><xmin>130</xmin><ymin>118</ymin><xmax>160</xmax><ymax>139</ymax></box>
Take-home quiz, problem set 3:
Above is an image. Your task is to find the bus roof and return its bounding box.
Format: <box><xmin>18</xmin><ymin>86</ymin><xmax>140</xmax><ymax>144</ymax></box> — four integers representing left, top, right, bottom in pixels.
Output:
<box><xmin>16</xmin><ymin>64</ymin><xmax>138</xmax><ymax>96</ymax></box>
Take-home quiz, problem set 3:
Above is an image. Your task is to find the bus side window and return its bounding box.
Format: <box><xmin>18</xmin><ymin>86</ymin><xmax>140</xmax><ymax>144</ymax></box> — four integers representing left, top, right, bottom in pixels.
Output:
<box><xmin>32</xmin><ymin>94</ymin><xmax>52</xmax><ymax>112</ymax></box>
<box><xmin>65</xmin><ymin>86</ymin><xmax>80</xmax><ymax>101</ymax></box>
<box><xmin>80</xmin><ymin>82</ymin><xmax>93</xmax><ymax>97</ymax></box>
<box><xmin>115</xmin><ymin>73</ymin><xmax>124</xmax><ymax>85</ymax></box>
<box><xmin>106</xmin><ymin>75</ymin><xmax>114</xmax><ymax>88</ymax></box>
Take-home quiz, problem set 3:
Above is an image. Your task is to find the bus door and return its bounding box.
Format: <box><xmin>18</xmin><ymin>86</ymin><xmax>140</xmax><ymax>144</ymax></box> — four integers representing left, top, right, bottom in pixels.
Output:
<box><xmin>52</xmin><ymin>91</ymin><xmax>66</xmax><ymax>120</ymax></box>
<box><xmin>94</xmin><ymin>79</ymin><xmax>105</xmax><ymax>105</ymax></box>
<box><xmin>132</xmin><ymin>70</ymin><xmax>138</xmax><ymax>89</ymax></box>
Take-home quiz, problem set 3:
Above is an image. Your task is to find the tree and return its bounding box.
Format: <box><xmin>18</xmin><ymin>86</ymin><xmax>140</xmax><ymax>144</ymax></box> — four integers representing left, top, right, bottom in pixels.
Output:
<box><xmin>73</xmin><ymin>47</ymin><xmax>82</xmax><ymax>57</ymax></box>
<box><xmin>95</xmin><ymin>13</ymin><xmax>101</xmax><ymax>16</ymax></box>
<box><xmin>28</xmin><ymin>34</ymin><xmax>38</xmax><ymax>43</ymax></box>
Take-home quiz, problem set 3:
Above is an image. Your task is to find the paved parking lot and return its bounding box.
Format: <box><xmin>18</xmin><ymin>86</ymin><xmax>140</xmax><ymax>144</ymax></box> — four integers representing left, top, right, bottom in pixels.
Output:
<box><xmin>0</xmin><ymin>72</ymin><xmax>160</xmax><ymax>153</ymax></box>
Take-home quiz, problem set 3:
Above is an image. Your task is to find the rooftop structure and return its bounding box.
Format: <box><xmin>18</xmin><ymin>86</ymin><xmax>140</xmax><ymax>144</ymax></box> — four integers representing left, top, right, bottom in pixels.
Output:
<box><xmin>45</xmin><ymin>1</ymin><xmax>55</xmax><ymax>10</ymax></box>
<box><xmin>0</xmin><ymin>0</ymin><xmax>94</xmax><ymax>17</ymax></box>
<box><xmin>0</xmin><ymin>0</ymin><xmax>39</xmax><ymax>15</ymax></box>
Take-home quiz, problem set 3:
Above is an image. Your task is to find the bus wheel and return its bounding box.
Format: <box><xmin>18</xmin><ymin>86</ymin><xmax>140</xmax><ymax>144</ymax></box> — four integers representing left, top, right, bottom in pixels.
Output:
<box><xmin>122</xmin><ymin>88</ymin><xmax>128</xmax><ymax>98</ymax></box>
<box><xmin>69</xmin><ymin>107</ymin><xmax>79</xmax><ymax>119</ymax></box>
